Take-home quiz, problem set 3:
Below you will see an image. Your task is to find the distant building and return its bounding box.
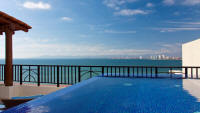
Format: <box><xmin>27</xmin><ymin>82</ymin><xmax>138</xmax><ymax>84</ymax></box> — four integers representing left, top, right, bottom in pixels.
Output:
<box><xmin>161</xmin><ymin>54</ymin><xmax>165</xmax><ymax>59</ymax></box>
<box><xmin>149</xmin><ymin>54</ymin><xmax>180</xmax><ymax>60</ymax></box>
<box><xmin>158</xmin><ymin>55</ymin><xmax>161</xmax><ymax>60</ymax></box>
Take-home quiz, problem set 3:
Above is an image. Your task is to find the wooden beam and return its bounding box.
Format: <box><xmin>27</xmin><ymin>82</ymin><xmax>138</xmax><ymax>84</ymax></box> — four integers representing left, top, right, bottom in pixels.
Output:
<box><xmin>0</xmin><ymin>16</ymin><xmax>29</xmax><ymax>32</ymax></box>
<box><xmin>0</xmin><ymin>29</ymin><xmax>3</xmax><ymax>35</ymax></box>
<box><xmin>0</xmin><ymin>24</ymin><xmax>15</xmax><ymax>33</ymax></box>
<box><xmin>0</xmin><ymin>11</ymin><xmax>31</xmax><ymax>29</ymax></box>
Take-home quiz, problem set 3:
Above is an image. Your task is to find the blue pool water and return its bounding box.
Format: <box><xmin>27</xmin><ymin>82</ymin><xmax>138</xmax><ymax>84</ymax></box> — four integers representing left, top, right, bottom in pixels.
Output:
<box><xmin>3</xmin><ymin>77</ymin><xmax>200</xmax><ymax>113</ymax></box>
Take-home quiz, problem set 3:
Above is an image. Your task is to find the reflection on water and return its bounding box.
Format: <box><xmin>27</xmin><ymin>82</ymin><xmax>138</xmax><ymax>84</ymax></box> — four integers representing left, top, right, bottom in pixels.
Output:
<box><xmin>26</xmin><ymin>106</ymin><xmax>50</xmax><ymax>113</ymax></box>
<box><xmin>123</xmin><ymin>83</ymin><xmax>133</xmax><ymax>86</ymax></box>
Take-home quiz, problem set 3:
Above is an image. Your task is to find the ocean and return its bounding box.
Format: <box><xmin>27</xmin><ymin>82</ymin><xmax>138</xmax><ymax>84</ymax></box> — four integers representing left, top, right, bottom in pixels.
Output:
<box><xmin>0</xmin><ymin>59</ymin><xmax>182</xmax><ymax>66</ymax></box>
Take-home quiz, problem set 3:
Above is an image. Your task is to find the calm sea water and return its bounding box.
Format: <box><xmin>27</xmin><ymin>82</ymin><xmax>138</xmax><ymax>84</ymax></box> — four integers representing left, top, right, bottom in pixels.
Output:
<box><xmin>0</xmin><ymin>59</ymin><xmax>181</xmax><ymax>66</ymax></box>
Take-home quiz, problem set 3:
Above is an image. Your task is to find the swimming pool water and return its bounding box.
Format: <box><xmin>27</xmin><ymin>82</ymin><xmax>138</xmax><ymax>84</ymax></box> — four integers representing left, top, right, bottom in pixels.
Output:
<box><xmin>3</xmin><ymin>77</ymin><xmax>200</xmax><ymax>113</ymax></box>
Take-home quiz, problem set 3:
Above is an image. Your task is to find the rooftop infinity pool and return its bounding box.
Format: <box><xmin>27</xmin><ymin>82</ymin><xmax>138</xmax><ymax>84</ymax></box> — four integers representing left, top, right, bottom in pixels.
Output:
<box><xmin>3</xmin><ymin>77</ymin><xmax>200</xmax><ymax>113</ymax></box>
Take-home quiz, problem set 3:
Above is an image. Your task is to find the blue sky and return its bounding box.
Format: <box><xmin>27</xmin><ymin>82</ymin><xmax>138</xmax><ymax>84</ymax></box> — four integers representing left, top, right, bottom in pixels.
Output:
<box><xmin>0</xmin><ymin>0</ymin><xmax>200</xmax><ymax>58</ymax></box>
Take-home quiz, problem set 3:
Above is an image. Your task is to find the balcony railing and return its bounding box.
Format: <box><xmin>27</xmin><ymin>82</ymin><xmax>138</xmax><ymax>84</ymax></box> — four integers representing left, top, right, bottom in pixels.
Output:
<box><xmin>0</xmin><ymin>64</ymin><xmax>199</xmax><ymax>87</ymax></box>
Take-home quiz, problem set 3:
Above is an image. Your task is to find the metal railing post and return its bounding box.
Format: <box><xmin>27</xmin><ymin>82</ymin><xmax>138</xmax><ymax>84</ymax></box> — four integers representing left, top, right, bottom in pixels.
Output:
<box><xmin>102</xmin><ymin>66</ymin><xmax>104</xmax><ymax>76</ymax></box>
<box><xmin>185</xmin><ymin>67</ymin><xmax>188</xmax><ymax>79</ymax></box>
<box><xmin>57</xmin><ymin>66</ymin><xmax>60</xmax><ymax>87</ymax></box>
<box><xmin>155</xmin><ymin>67</ymin><xmax>158</xmax><ymax>78</ymax></box>
<box><xmin>141</xmin><ymin>67</ymin><xmax>143</xmax><ymax>77</ymax></box>
<box><xmin>20</xmin><ymin>65</ymin><xmax>22</xmax><ymax>85</ymax></box>
<box><xmin>37</xmin><ymin>66</ymin><xmax>40</xmax><ymax>86</ymax></box>
<box><xmin>170</xmin><ymin>67</ymin><xmax>172</xmax><ymax>78</ymax></box>
<box><xmin>89</xmin><ymin>67</ymin><xmax>92</xmax><ymax>78</ymax></box>
<box><xmin>78</xmin><ymin>66</ymin><xmax>81</xmax><ymax>82</ymax></box>
<box><xmin>128</xmin><ymin>67</ymin><xmax>130</xmax><ymax>77</ymax></box>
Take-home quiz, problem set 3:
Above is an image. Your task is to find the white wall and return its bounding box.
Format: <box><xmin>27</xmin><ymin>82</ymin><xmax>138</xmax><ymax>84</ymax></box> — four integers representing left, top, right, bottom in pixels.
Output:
<box><xmin>182</xmin><ymin>38</ymin><xmax>200</xmax><ymax>66</ymax></box>
<box><xmin>0</xmin><ymin>85</ymin><xmax>64</xmax><ymax>100</ymax></box>
<box><xmin>182</xmin><ymin>38</ymin><xmax>200</xmax><ymax>78</ymax></box>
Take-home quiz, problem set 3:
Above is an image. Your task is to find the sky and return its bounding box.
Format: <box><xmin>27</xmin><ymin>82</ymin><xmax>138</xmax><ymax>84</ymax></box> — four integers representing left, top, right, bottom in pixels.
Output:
<box><xmin>0</xmin><ymin>0</ymin><xmax>200</xmax><ymax>58</ymax></box>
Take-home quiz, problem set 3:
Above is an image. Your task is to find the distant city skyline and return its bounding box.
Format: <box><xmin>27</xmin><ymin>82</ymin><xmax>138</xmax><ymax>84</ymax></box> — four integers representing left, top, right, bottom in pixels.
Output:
<box><xmin>0</xmin><ymin>0</ymin><xmax>200</xmax><ymax>58</ymax></box>
<box><xmin>110</xmin><ymin>54</ymin><xmax>181</xmax><ymax>60</ymax></box>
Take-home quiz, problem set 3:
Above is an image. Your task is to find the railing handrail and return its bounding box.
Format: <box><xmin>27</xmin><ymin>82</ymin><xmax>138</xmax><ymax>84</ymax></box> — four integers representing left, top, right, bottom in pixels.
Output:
<box><xmin>0</xmin><ymin>64</ymin><xmax>200</xmax><ymax>68</ymax></box>
<box><xmin>0</xmin><ymin>64</ymin><xmax>200</xmax><ymax>87</ymax></box>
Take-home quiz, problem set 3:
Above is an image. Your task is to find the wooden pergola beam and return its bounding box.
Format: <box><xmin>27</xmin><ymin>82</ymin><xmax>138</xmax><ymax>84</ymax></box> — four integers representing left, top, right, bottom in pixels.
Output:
<box><xmin>0</xmin><ymin>11</ymin><xmax>31</xmax><ymax>31</ymax></box>
<box><xmin>0</xmin><ymin>17</ymin><xmax>31</xmax><ymax>33</ymax></box>
<box><xmin>0</xmin><ymin>24</ymin><xmax>28</xmax><ymax>34</ymax></box>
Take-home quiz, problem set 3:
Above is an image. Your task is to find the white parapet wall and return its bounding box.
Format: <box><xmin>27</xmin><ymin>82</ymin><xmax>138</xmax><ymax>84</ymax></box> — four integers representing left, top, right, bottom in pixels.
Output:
<box><xmin>182</xmin><ymin>38</ymin><xmax>200</xmax><ymax>78</ymax></box>
<box><xmin>0</xmin><ymin>84</ymin><xmax>65</xmax><ymax>100</ymax></box>
<box><xmin>182</xmin><ymin>38</ymin><xmax>200</xmax><ymax>66</ymax></box>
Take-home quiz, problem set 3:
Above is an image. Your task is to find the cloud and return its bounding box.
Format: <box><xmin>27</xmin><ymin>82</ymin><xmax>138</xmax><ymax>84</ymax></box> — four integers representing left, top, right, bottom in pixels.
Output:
<box><xmin>163</xmin><ymin>0</ymin><xmax>200</xmax><ymax>6</ymax></box>
<box><xmin>157</xmin><ymin>27</ymin><xmax>200</xmax><ymax>32</ymax></box>
<box><xmin>103</xmin><ymin>0</ymin><xmax>150</xmax><ymax>17</ymax></box>
<box><xmin>166</xmin><ymin>21</ymin><xmax>200</xmax><ymax>29</ymax></box>
<box><xmin>161</xmin><ymin>43</ymin><xmax>181</xmax><ymax>48</ymax></box>
<box><xmin>23</xmin><ymin>1</ymin><xmax>51</xmax><ymax>10</ymax></box>
<box><xmin>182</xmin><ymin>0</ymin><xmax>200</xmax><ymax>5</ymax></box>
<box><xmin>88</xmin><ymin>24</ymin><xmax>112</xmax><ymax>31</ymax></box>
<box><xmin>114</xmin><ymin>9</ymin><xmax>149</xmax><ymax>16</ymax></box>
<box><xmin>0</xmin><ymin>36</ymin><xmax>169</xmax><ymax>58</ymax></box>
<box><xmin>154</xmin><ymin>21</ymin><xmax>200</xmax><ymax>32</ymax></box>
<box><xmin>103</xmin><ymin>0</ymin><xmax>137</xmax><ymax>10</ymax></box>
<box><xmin>167</xmin><ymin>21</ymin><xmax>200</xmax><ymax>25</ymax></box>
<box><xmin>173</xmin><ymin>12</ymin><xmax>180</xmax><ymax>16</ymax></box>
<box><xmin>156</xmin><ymin>43</ymin><xmax>182</xmax><ymax>55</ymax></box>
<box><xmin>146</xmin><ymin>3</ymin><xmax>154</xmax><ymax>7</ymax></box>
<box><xmin>61</xmin><ymin>17</ymin><xmax>73</xmax><ymax>21</ymax></box>
<box><xmin>104</xmin><ymin>30</ymin><xmax>136</xmax><ymax>34</ymax></box>
<box><xmin>163</xmin><ymin>0</ymin><xmax>175</xmax><ymax>5</ymax></box>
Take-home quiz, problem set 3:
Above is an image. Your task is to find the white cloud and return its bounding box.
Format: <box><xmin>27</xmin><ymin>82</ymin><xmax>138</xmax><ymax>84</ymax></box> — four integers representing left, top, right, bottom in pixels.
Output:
<box><xmin>173</xmin><ymin>12</ymin><xmax>180</xmax><ymax>16</ymax></box>
<box><xmin>0</xmin><ymin>36</ymin><xmax>169</xmax><ymax>58</ymax></box>
<box><xmin>104</xmin><ymin>30</ymin><xmax>136</xmax><ymax>34</ymax></box>
<box><xmin>61</xmin><ymin>17</ymin><xmax>73</xmax><ymax>21</ymax></box>
<box><xmin>157</xmin><ymin>43</ymin><xmax>182</xmax><ymax>55</ymax></box>
<box><xmin>157</xmin><ymin>27</ymin><xmax>200</xmax><ymax>32</ymax></box>
<box><xmin>88</xmin><ymin>24</ymin><xmax>112</xmax><ymax>31</ymax></box>
<box><xmin>163</xmin><ymin>0</ymin><xmax>175</xmax><ymax>5</ymax></box>
<box><xmin>163</xmin><ymin>0</ymin><xmax>200</xmax><ymax>6</ymax></box>
<box><xmin>103</xmin><ymin>0</ymin><xmax>137</xmax><ymax>10</ymax></box>
<box><xmin>167</xmin><ymin>21</ymin><xmax>200</xmax><ymax>25</ymax></box>
<box><xmin>182</xmin><ymin>0</ymin><xmax>200</xmax><ymax>5</ymax></box>
<box><xmin>146</xmin><ymin>3</ymin><xmax>154</xmax><ymax>7</ymax></box>
<box><xmin>161</xmin><ymin>43</ymin><xmax>181</xmax><ymax>48</ymax></box>
<box><xmin>114</xmin><ymin>9</ymin><xmax>149</xmax><ymax>16</ymax></box>
<box><xmin>154</xmin><ymin>21</ymin><xmax>200</xmax><ymax>32</ymax></box>
<box><xmin>23</xmin><ymin>1</ymin><xmax>51</xmax><ymax>10</ymax></box>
